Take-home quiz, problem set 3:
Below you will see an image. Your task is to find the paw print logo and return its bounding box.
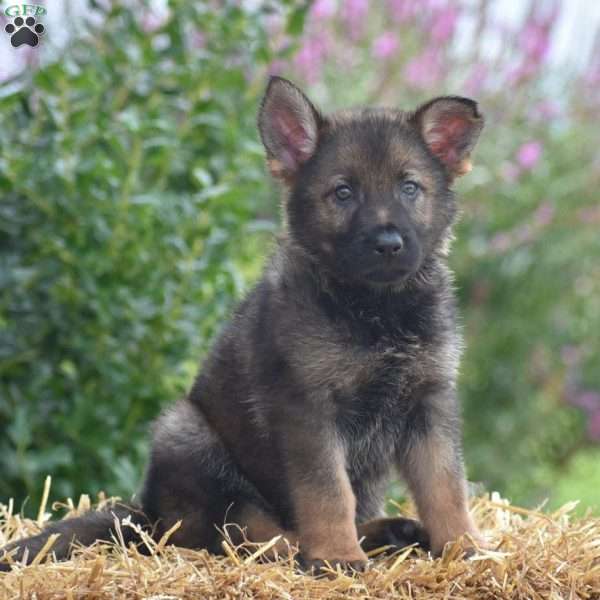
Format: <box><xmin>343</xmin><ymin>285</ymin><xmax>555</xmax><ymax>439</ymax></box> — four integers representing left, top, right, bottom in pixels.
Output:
<box><xmin>4</xmin><ymin>16</ymin><xmax>45</xmax><ymax>48</ymax></box>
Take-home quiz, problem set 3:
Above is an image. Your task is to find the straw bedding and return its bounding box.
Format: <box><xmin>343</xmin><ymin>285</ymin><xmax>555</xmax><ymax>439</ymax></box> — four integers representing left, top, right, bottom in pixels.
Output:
<box><xmin>1</xmin><ymin>481</ymin><xmax>599</xmax><ymax>599</ymax></box>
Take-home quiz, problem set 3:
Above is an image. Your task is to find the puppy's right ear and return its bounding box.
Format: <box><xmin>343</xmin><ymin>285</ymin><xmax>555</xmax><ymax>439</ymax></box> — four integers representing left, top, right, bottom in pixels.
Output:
<box><xmin>258</xmin><ymin>77</ymin><xmax>322</xmax><ymax>182</ymax></box>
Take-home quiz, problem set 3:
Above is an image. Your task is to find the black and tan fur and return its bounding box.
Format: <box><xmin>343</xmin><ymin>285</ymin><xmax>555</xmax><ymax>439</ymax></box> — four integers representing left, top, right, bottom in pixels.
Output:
<box><xmin>1</xmin><ymin>77</ymin><xmax>484</xmax><ymax>573</ymax></box>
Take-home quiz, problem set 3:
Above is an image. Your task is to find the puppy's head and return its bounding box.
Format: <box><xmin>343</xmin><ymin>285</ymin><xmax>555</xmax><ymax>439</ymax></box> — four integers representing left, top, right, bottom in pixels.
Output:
<box><xmin>258</xmin><ymin>77</ymin><xmax>483</xmax><ymax>287</ymax></box>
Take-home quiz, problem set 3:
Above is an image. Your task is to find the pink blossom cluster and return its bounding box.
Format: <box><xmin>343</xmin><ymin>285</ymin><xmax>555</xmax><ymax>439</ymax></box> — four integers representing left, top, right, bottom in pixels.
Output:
<box><xmin>566</xmin><ymin>389</ymin><xmax>600</xmax><ymax>441</ymax></box>
<box><xmin>489</xmin><ymin>200</ymin><xmax>554</xmax><ymax>254</ymax></box>
<box><xmin>269</xmin><ymin>0</ymin><xmax>600</xmax><ymax>113</ymax></box>
<box><xmin>500</xmin><ymin>141</ymin><xmax>543</xmax><ymax>184</ymax></box>
<box><xmin>506</xmin><ymin>2</ymin><xmax>559</xmax><ymax>85</ymax></box>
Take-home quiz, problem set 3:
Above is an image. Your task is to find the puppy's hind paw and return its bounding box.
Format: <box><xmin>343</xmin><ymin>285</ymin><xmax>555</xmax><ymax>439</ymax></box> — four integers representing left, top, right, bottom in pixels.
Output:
<box><xmin>359</xmin><ymin>517</ymin><xmax>430</xmax><ymax>555</ymax></box>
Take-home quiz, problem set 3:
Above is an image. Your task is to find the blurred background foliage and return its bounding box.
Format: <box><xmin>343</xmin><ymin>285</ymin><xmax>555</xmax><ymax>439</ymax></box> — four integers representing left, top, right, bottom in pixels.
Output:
<box><xmin>0</xmin><ymin>0</ymin><xmax>599</xmax><ymax>515</ymax></box>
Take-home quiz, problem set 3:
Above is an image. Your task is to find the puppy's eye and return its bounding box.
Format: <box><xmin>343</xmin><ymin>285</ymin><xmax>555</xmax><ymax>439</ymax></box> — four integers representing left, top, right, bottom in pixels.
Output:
<box><xmin>335</xmin><ymin>184</ymin><xmax>353</xmax><ymax>202</ymax></box>
<box><xmin>401</xmin><ymin>181</ymin><xmax>420</xmax><ymax>199</ymax></box>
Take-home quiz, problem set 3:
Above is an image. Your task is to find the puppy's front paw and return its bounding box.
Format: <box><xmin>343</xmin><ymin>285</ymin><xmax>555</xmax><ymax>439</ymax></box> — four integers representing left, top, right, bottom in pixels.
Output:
<box><xmin>298</xmin><ymin>555</ymin><xmax>368</xmax><ymax>576</ymax></box>
<box><xmin>297</xmin><ymin>542</ymin><xmax>368</xmax><ymax>576</ymax></box>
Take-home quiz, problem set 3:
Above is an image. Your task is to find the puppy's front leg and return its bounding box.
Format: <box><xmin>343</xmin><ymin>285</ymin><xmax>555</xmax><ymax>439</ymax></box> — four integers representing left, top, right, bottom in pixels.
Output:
<box><xmin>400</xmin><ymin>390</ymin><xmax>480</xmax><ymax>556</ymax></box>
<box><xmin>284</xmin><ymin>425</ymin><xmax>367</xmax><ymax>572</ymax></box>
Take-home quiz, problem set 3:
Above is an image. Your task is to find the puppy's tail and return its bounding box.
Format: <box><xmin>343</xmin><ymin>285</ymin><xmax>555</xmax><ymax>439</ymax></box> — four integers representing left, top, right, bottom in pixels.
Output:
<box><xmin>0</xmin><ymin>502</ymin><xmax>150</xmax><ymax>571</ymax></box>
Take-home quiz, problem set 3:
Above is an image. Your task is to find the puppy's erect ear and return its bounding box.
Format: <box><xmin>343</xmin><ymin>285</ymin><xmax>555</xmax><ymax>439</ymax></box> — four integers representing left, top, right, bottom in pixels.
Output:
<box><xmin>412</xmin><ymin>96</ymin><xmax>484</xmax><ymax>178</ymax></box>
<box><xmin>258</xmin><ymin>76</ymin><xmax>322</xmax><ymax>181</ymax></box>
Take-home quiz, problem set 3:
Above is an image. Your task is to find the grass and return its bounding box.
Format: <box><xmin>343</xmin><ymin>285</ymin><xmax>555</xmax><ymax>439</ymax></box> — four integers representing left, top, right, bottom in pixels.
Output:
<box><xmin>1</xmin><ymin>483</ymin><xmax>599</xmax><ymax>599</ymax></box>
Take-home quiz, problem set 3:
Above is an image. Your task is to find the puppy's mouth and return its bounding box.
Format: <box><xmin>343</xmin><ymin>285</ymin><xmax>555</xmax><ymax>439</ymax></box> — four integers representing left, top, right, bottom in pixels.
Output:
<box><xmin>362</xmin><ymin>265</ymin><xmax>415</xmax><ymax>284</ymax></box>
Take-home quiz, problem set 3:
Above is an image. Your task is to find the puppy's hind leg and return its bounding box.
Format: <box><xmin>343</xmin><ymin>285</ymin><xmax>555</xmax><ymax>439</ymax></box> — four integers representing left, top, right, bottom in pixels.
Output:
<box><xmin>143</xmin><ymin>399</ymin><xmax>283</xmax><ymax>555</ymax></box>
<box><xmin>142</xmin><ymin>403</ymin><xmax>236</xmax><ymax>554</ymax></box>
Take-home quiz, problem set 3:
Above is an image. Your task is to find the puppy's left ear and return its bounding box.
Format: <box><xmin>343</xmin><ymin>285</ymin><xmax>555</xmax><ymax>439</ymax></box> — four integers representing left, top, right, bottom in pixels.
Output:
<box><xmin>412</xmin><ymin>96</ymin><xmax>484</xmax><ymax>178</ymax></box>
<box><xmin>258</xmin><ymin>76</ymin><xmax>323</xmax><ymax>183</ymax></box>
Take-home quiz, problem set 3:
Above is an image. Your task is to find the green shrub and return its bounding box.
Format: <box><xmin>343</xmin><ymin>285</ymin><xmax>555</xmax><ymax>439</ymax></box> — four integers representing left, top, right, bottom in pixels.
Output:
<box><xmin>0</xmin><ymin>1</ymin><xmax>303</xmax><ymax>509</ymax></box>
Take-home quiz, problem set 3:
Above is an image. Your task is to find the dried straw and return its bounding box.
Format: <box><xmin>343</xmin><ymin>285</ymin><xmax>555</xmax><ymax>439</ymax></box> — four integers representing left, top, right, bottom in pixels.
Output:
<box><xmin>1</xmin><ymin>490</ymin><xmax>599</xmax><ymax>599</ymax></box>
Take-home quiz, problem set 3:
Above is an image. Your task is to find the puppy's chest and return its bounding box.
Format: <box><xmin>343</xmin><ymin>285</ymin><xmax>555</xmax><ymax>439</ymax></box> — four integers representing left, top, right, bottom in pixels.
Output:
<box><xmin>330</xmin><ymin>310</ymin><xmax>447</xmax><ymax>452</ymax></box>
<box><xmin>335</xmin><ymin>317</ymin><xmax>435</xmax><ymax>402</ymax></box>
<box><xmin>328</xmin><ymin>339</ymin><xmax>431</xmax><ymax>482</ymax></box>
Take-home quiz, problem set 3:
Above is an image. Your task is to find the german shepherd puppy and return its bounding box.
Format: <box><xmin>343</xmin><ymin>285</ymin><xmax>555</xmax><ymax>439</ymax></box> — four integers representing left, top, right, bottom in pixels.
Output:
<box><xmin>0</xmin><ymin>77</ymin><xmax>484</xmax><ymax>573</ymax></box>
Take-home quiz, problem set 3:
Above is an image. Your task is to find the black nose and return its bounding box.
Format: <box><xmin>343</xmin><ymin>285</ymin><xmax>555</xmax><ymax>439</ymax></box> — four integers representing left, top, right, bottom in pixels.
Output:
<box><xmin>373</xmin><ymin>230</ymin><xmax>404</xmax><ymax>257</ymax></box>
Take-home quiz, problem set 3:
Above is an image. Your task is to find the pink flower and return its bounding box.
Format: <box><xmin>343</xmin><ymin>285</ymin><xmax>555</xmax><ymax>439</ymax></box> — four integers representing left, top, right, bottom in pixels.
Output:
<box><xmin>529</xmin><ymin>100</ymin><xmax>561</xmax><ymax>121</ymax></box>
<box><xmin>515</xmin><ymin>223</ymin><xmax>533</xmax><ymax>244</ymax></box>
<box><xmin>140</xmin><ymin>8</ymin><xmax>170</xmax><ymax>33</ymax></box>
<box><xmin>516</xmin><ymin>141</ymin><xmax>542</xmax><ymax>170</ymax></box>
<box><xmin>311</xmin><ymin>0</ymin><xmax>337</xmax><ymax>20</ymax></box>
<box><xmin>560</xmin><ymin>345</ymin><xmax>581</xmax><ymax>366</ymax></box>
<box><xmin>489</xmin><ymin>232</ymin><xmax>513</xmax><ymax>253</ymax></box>
<box><xmin>500</xmin><ymin>162</ymin><xmax>521</xmax><ymax>183</ymax></box>
<box><xmin>342</xmin><ymin>0</ymin><xmax>369</xmax><ymax>40</ymax></box>
<box><xmin>265</xmin><ymin>12</ymin><xmax>285</xmax><ymax>35</ymax></box>
<box><xmin>583</xmin><ymin>33</ymin><xmax>600</xmax><ymax>89</ymax></box>
<box><xmin>372</xmin><ymin>32</ymin><xmax>399</xmax><ymax>59</ymax></box>
<box><xmin>404</xmin><ymin>49</ymin><xmax>442</xmax><ymax>90</ymax></box>
<box><xmin>578</xmin><ymin>205</ymin><xmax>600</xmax><ymax>224</ymax></box>
<box><xmin>520</xmin><ymin>22</ymin><xmax>550</xmax><ymax>64</ymax></box>
<box><xmin>430</xmin><ymin>5</ymin><xmax>459</xmax><ymax>43</ymax></box>
<box><xmin>293</xmin><ymin>35</ymin><xmax>331</xmax><ymax>83</ymax></box>
<box><xmin>190</xmin><ymin>31</ymin><xmax>205</xmax><ymax>49</ymax></box>
<box><xmin>565</xmin><ymin>388</ymin><xmax>600</xmax><ymax>442</ymax></box>
<box><xmin>464</xmin><ymin>63</ymin><xmax>488</xmax><ymax>96</ymax></box>
<box><xmin>268</xmin><ymin>59</ymin><xmax>287</xmax><ymax>76</ymax></box>
<box><xmin>387</xmin><ymin>0</ymin><xmax>415</xmax><ymax>23</ymax></box>
<box><xmin>538</xmin><ymin>0</ymin><xmax>561</xmax><ymax>29</ymax></box>
<box><xmin>588</xmin><ymin>410</ymin><xmax>600</xmax><ymax>441</ymax></box>
<box><xmin>584</xmin><ymin>64</ymin><xmax>600</xmax><ymax>88</ymax></box>
<box><xmin>533</xmin><ymin>201</ymin><xmax>555</xmax><ymax>227</ymax></box>
<box><xmin>571</xmin><ymin>391</ymin><xmax>600</xmax><ymax>412</ymax></box>
<box><xmin>506</xmin><ymin>61</ymin><xmax>537</xmax><ymax>86</ymax></box>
